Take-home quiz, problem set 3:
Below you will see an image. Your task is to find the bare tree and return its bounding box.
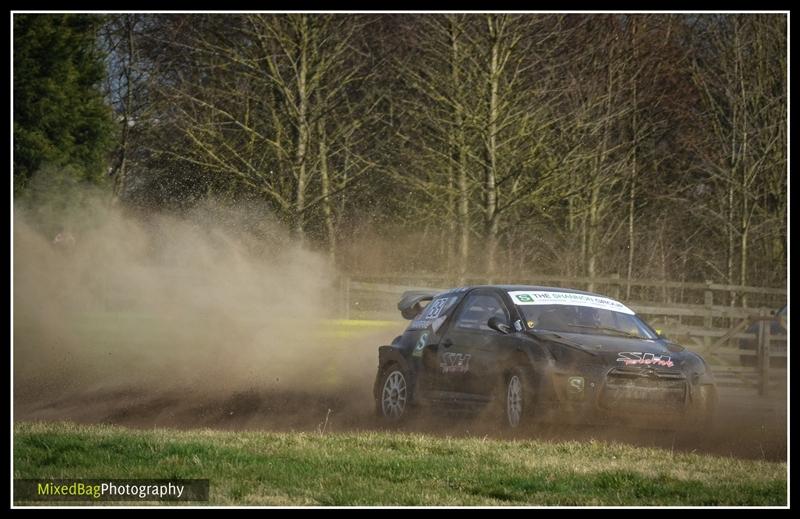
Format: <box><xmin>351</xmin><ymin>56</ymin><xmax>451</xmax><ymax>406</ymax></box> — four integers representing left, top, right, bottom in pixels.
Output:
<box><xmin>139</xmin><ymin>14</ymin><xmax>377</xmax><ymax>255</ymax></box>
<box><xmin>97</xmin><ymin>13</ymin><xmax>785</xmax><ymax>291</ymax></box>
<box><xmin>690</xmin><ymin>14</ymin><xmax>787</xmax><ymax>304</ymax></box>
<box><xmin>102</xmin><ymin>14</ymin><xmax>151</xmax><ymax>201</ymax></box>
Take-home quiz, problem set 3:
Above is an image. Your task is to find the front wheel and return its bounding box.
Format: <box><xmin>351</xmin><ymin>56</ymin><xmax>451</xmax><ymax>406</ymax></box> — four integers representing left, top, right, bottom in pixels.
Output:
<box><xmin>502</xmin><ymin>368</ymin><xmax>532</xmax><ymax>429</ymax></box>
<box><xmin>376</xmin><ymin>364</ymin><xmax>411</xmax><ymax>423</ymax></box>
<box><xmin>684</xmin><ymin>384</ymin><xmax>717</xmax><ymax>431</ymax></box>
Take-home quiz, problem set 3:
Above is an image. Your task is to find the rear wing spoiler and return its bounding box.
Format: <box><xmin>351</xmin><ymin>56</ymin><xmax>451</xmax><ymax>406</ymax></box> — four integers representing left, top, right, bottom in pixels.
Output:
<box><xmin>398</xmin><ymin>290</ymin><xmax>439</xmax><ymax>320</ymax></box>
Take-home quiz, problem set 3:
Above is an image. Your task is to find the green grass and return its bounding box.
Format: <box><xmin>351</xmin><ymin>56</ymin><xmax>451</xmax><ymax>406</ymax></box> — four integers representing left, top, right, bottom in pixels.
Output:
<box><xmin>14</xmin><ymin>422</ymin><xmax>786</xmax><ymax>506</ymax></box>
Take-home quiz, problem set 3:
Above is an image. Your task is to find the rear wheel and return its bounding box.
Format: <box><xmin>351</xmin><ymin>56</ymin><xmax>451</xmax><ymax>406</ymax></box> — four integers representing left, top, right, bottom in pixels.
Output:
<box><xmin>377</xmin><ymin>364</ymin><xmax>410</xmax><ymax>423</ymax></box>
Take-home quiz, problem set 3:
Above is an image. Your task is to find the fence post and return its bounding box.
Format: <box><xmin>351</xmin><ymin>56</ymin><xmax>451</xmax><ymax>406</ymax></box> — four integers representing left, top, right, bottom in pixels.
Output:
<box><xmin>703</xmin><ymin>280</ymin><xmax>713</xmax><ymax>348</ymax></box>
<box><xmin>758</xmin><ymin>309</ymin><xmax>771</xmax><ymax>397</ymax></box>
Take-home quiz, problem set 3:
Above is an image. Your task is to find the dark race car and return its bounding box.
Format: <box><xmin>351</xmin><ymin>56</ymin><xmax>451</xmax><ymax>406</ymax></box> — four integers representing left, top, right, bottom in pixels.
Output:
<box><xmin>374</xmin><ymin>285</ymin><xmax>717</xmax><ymax>430</ymax></box>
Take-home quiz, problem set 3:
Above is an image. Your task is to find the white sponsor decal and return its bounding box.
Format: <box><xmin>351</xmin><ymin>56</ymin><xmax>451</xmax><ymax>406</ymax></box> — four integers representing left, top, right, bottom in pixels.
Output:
<box><xmin>409</xmin><ymin>296</ymin><xmax>458</xmax><ymax>329</ymax></box>
<box><xmin>422</xmin><ymin>296</ymin><xmax>457</xmax><ymax>320</ymax></box>
<box><xmin>616</xmin><ymin>352</ymin><xmax>674</xmax><ymax>367</ymax></box>
<box><xmin>423</xmin><ymin>298</ymin><xmax>448</xmax><ymax>319</ymax></box>
<box><xmin>509</xmin><ymin>290</ymin><xmax>635</xmax><ymax>315</ymax></box>
<box><xmin>440</xmin><ymin>352</ymin><xmax>471</xmax><ymax>373</ymax></box>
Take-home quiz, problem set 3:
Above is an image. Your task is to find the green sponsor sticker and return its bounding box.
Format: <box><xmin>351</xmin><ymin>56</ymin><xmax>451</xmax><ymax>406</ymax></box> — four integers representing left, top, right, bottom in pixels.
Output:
<box><xmin>567</xmin><ymin>376</ymin><xmax>585</xmax><ymax>396</ymax></box>
<box><xmin>412</xmin><ymin>332</ymin><xmax>429</xmax><ymax>357</ymax></box>
<box><xmin>516</xmin><ymin>294</ymin><xmax>534</xmax><ymax>303</ymax></box>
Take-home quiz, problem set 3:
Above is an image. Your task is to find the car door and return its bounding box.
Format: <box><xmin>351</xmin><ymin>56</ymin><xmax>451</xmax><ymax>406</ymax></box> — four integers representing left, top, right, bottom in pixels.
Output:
<box><xmin>411</xmin><ymin>293</ymin><xmax>464</xmax><ymax>394</ymax></box>
<box><xmin>437</xmin><ymin>290</ymin><xmax>512</xmax><ymax>400</ymax></box>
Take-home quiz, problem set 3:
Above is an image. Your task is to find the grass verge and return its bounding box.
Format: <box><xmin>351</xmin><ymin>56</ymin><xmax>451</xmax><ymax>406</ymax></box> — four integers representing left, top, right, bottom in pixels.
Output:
<box><xmin>13</xmin><ymin>421</ymin><xmax>786</xmax><ymax>506</ymax></box>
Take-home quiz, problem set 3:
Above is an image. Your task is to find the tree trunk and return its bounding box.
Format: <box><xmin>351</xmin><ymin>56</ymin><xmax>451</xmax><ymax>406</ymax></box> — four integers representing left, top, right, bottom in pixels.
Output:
<box><xmin>580</xmin><ymin>211</ymin><xmax>587</xmax><ymax>278</ymax></box>
<box><xmin>317</xmin><ymin>115</ymin><xmax>336</xmax><ymax>264</ymax></box>
<box><xmin>294</xmin><ymin>15</ymin><xmax>310</xmax><ymax>239</ymax></box>
<box><xmin>739</xmin><ymin>163</ymin><xmax>749</xmax><ymax>307</ymax></box>
<box><xmin>451</xmin><ymin>17</ymin><xmax>470</xmax><ymax>283</ymax></box>
<box><xmin>484</xmin><ymin>16</ymin><xmax>500</xmax><ymax>280</ymax></box>
<box><xmin>587</xmin><ymin>178</ymin><xmax>599</xmax><ymax>292</ymax></box>
<box><xmin>457</xmin><ymin>136</ymin><xmax>469</xmax><ymax>282</ymax></box>
<box><xmin>737</xmin><ymin>21</ymin><xmax>749</xmax><ymax>308</ymax></box>
<box><xmin>113</xmin><ymin>15</ymin><xmax>135</xmax><ymax>202</ymax></box>
<box><xmin>740</xmin><ymin>222</ymin><xmax>748</xmax><ymax>306</ymax></box>
<box><xmin>588</xmin><ymin>50</ymin><xmax>614</xmax><ymax>294</ymax></box>
<box><xmin>727</xmin><ymin>176</ymin><xmax>735</xmax><ymax>306</ymax></box>
<box><xmin>626</xmin><ymin>18</ymin><xmax>638</xmax><ymax>300</ymax></box>
<box><xmin>446</xmin><ymin>135</ymin><xmax>456</xmax><ymax>273</ymax></box>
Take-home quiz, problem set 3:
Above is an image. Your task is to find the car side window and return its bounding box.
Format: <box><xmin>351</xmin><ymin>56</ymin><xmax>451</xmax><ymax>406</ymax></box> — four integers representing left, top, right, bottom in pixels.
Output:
<box><xmin>614</xmin><ymin>313</ymin><xmax>649</xmax><ymax>338</ymax></box>
<box><xmin>454</xmin><ymin>294</ymin><xmax>510</xmax><ymax>331</ymax></box>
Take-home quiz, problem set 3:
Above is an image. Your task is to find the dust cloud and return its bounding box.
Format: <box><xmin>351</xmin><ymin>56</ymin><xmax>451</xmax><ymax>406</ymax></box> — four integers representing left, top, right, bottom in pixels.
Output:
<box><xmin>14</xmin><ymin>195</ymin><xmax>382</xmax><ymax>429</ymax></box>
<box><xmin>12</xmin><ymin>194</ymin><xmax>786</xmax><ymax>461</ymax></box>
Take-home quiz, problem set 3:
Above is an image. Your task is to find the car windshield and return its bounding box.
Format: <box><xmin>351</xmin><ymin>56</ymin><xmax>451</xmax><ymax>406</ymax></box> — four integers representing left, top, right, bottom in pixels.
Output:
<box><xmin>517</xmin><ymin>303</ymin><xmax>657</xmax><ymax>340</ymax></box>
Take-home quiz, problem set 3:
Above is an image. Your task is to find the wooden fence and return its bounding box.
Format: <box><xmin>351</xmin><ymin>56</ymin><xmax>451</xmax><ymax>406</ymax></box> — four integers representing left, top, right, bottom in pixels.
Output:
<box><xmin>340</xmin><ymin>272</ymin><xmax>786</xmax><ymax>317</ymax></box>
<box><xmin>339</xmin><ymin>275</ymin><xmax>787</xmax><ymax>397</ymax></box>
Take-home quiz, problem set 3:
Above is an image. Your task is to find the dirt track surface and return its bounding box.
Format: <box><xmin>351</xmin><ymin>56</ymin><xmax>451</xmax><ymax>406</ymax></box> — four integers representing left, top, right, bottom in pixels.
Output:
<box><xmin>14</xmin><ymin>385</ymin><xmax>787</xmax><ymax>462</ymax></box>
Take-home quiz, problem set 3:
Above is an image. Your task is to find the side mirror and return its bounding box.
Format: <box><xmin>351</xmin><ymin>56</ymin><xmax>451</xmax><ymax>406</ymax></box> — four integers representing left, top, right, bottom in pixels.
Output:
<box><xmin>665</xmin><ymin>341</ymin><xmax>685</xmax><ymax>353</ymax></box>
<box><xmin>655</xmin><ymin>328</ymin><xmax>668</xmax><ymax>339</ymax></box>
<box><xmin>488</xmin><ymin>316</ymin><xmax>512</xmax><ymax>334</ymax></box>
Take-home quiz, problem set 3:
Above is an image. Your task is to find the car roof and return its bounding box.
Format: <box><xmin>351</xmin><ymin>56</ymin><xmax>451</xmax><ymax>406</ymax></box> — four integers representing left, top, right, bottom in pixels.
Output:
<box><xmin>444</xmin><ymin>285</ymin><xmax>612</xmax><ymax>299</ymax></box>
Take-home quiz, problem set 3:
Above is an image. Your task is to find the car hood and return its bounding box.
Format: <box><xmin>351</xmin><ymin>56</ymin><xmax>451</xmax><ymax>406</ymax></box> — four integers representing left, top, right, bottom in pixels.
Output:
<box><xmin>553</xmin><ymin>332</ymin><xmax>670</xmax><ymax>353</ymax></box>
<box><xmin>527</xmin><ymin>330</ymin><xmax>691</xmax><ymax>367</ymax></box>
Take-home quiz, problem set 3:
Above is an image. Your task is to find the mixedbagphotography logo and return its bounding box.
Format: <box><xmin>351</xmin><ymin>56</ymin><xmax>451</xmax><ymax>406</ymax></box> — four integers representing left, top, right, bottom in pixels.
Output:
<box><xmin>14</xmin><ymin>479</ymin><xmax>209</xmax><ymax>502</ymax></box>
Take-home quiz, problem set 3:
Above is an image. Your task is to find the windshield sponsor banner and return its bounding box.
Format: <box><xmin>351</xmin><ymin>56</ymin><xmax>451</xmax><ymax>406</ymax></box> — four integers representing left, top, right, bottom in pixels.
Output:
<box><xmin>509</xmin><ymin>291</ymin><xmax>635</xmax><ymax>315</ymax></box>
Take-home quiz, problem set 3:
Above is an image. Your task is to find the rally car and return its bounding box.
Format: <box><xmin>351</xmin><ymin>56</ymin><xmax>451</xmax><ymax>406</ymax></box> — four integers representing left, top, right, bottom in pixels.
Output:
<box><xmin>374</xmin><ymin>285</ymin><xmax>717</xmax><ymax>430</ymax></box>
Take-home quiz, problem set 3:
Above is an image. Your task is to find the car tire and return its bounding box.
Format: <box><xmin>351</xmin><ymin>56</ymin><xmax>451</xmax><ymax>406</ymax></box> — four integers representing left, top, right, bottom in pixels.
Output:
<box><xmin>500</xmin><ymin>367</ymin><xmax>533</xmax><ymax>429</ymax></box>
<box><xmin>376</xmin><ymin>363</ymin><xmax>411</xmax><ymax>424</ymax></box>
<box><xmin>684</xmin><ymin>384</ymin><xmax>717</xmax><ymax>431</ymax></box>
